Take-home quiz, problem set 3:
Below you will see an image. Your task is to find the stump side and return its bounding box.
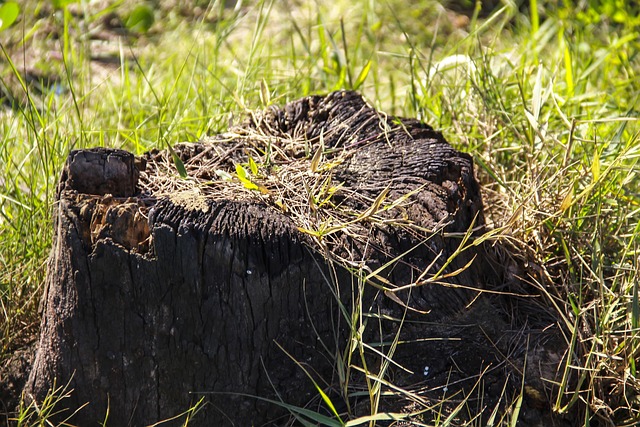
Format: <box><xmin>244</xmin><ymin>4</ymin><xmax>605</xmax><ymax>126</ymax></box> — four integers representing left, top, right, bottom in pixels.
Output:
<box><xmin>26</xmin><ymin>192</ymin><xmax>352</xmax><ymax>425</ymax></box>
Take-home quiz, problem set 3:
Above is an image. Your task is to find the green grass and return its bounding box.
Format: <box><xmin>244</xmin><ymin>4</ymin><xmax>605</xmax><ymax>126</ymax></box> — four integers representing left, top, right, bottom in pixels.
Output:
<box><xmin>1</xmin><ymin>0</ymin><xmax>639</xmax><ymax>425</ymax></box>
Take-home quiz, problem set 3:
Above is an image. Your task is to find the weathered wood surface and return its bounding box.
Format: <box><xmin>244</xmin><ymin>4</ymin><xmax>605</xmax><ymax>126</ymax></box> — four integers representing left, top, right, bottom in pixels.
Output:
<box><xmin>23</xmin><ymin>91</ymin><xmax>563</xmax><ymax>426</ymax></box>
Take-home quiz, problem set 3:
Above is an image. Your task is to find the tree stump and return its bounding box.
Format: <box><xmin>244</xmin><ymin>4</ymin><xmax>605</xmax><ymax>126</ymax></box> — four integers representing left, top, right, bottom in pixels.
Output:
<box><xmin>24</xmin><ymin>91</ymin><xmax>561</xmax><ymax>426</ymax></box>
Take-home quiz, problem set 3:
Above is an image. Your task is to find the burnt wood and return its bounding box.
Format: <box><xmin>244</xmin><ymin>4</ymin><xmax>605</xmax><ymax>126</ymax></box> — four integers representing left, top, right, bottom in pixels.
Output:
<box><xmin>23</xmin><ymin>91</ymin><xmax>562</xmax><ymax>426</ymax></box>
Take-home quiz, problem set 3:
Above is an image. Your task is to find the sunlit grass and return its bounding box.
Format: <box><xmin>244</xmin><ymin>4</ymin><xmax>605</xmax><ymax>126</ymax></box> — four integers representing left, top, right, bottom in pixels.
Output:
<box><xmin>1</xmin><ymin>0</ymin><xmax>639</xmax><ymax>425</ymax></box>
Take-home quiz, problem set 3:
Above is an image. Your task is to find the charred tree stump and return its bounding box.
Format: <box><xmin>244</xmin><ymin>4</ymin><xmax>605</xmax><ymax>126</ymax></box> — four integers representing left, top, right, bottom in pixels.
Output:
<box><xmin>24</xmin><ymin>91</ymin><xmax>562</xmax><ymax>426</ymax></box>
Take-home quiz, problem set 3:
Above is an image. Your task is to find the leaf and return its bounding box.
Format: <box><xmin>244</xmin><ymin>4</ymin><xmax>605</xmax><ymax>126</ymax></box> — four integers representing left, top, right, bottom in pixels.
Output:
<box><xmin>311</xmin><ymin>129</ymin><xmax>326</xmax><ymax>173</ymax></box>
<box><xmin>235</xmin><ymin>163</ymin><xmax>248</xmax><ymax>181</ymax></box>
<box><xmin>231</xmin><ymin>391</ymin><xmax>344</xmax><ymax>426</ymax></box>
<box><xmin>504</xmin><ymin>206</ymin><xmax>524</xmax><ymax>230</ymax></box>
<box><xmin>632</xmin><ymin>277</ymin><xmax>639</xmax><ymax>330</ymax></box>
<box><xmin>274</xmin><ymin>342</ymin><xmax>344</xmax><ymax>425</ymax></box>
<box><xmin>259</xmin><ymin>78</ymin><xmax>270</xmax><ymax>106</ymax></box>
<box><xmin>0</xmin><ymin>2</ymin><xmax>19</xmax><ymax>32</ymax></box>
<box><xmin>567</xmin><ymin>293</ymin><xmax>580</xmax><ymax>316</ymax></box>
<box><xmin>524</xmin><ymin>109</ymin><xmax>538</xmax><ymax>130</ymax></box>
<box><xmin>562</xmin><ymin>33</ymin><xmax>574</xmax><ymax>96</ymax></box>
<box><xmin>310</xmin><ymin>144</ymin><xmax>323</xmax><ymax>173</ymax></box>
<box><xmin>167</xmin><ymin>144</ymin><xmax>188</xmax><ymax>178</ymax></box>
<box><xmin>357</xmin><ymin>186</ymin><xmax>390</xmax><ymax>221</ymax></box>
<box><xmin>383</xmin><ymin>289</ymin><xmax>430</xmax><ymax>315</ymax></box>
<box><xmin>126</xmin><ymin>4</ymin><xmax>155</xmax><ymax>34</ymax></box>
<box><xmin>560</xmin><ymin>188</ymin><xmax>573</xmax><ymax>212</ymax></box>
<box><xmin>297</xmin><ymin>226</ymin><xmax>322</xmax><ymax>237</ymax></box>
<box><xmin>214</xmin><ymin>169</ymin><xmax>233</xmax><ymax>181</ymax></box>
<box><xmin>248</xmin><ymin>156</ymin><xmax>259</xmax><ymax>175</ymax></box>
<box><xmin>235</xmin><ymin>164</ymin><xmax>260</xmax><ymax>191</ymax></box>
<box><xmin>345</xmin><ymin>413</ymin><xmax>409</xmax><ymax>426</ymax></box>
<box><xmin>352</xmin><ymin>60</ymin><xmax>372</xmax><ymax>90</ymax></box>
<box><xmin>532</xmin><ymin>64</ymin><xmax>543</xmax><ymax>122</ymax></box>
<box><xmin>509</xmin><ymin>394</ymin><xmax>524</xmax><ymax>427</ymax></box>
<box><xmin>591</xmin><ymin>147</ymin><xmax>600</xmax><ymax>181</ymax></box>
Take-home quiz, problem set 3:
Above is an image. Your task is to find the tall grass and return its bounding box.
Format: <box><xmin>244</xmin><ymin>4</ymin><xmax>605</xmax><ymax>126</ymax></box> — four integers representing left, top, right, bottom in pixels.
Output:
<box><xmin>1</xmin><ymin>0</ymin><xmax>638</xmax><ymax>425</ymax></box>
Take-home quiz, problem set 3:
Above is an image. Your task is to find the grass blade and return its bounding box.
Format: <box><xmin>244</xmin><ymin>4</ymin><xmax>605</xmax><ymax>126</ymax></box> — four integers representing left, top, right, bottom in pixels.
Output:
<box><xmin>167</xmin><ymin>143</ymin><xmax>188</xmax><ymax>178</ymax></box>
<box><xmin>353</xmin><ymin>60</ymin><xmax>372</xmax><ymax>91</ymax></box>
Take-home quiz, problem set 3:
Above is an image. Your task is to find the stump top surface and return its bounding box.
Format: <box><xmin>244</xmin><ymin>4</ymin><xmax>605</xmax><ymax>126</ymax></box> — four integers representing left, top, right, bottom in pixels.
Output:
<box><xmin>135</xmin><ymin>91</ymin><xmax>482</xmax><ymax>261</ymax></box>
